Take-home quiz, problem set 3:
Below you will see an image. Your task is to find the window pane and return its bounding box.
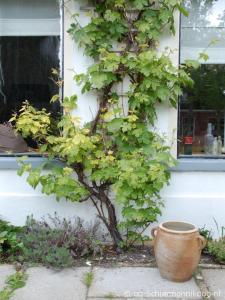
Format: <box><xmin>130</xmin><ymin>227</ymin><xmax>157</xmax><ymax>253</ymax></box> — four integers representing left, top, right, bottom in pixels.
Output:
<box><xmin>179</xmin><ymin>0</ymin><xmax>225</xmax><ymax>157</ymax></box>
<box><xmin>0</xmin><ymin>0</ymin><xmax>61</xmax><ymax>153</ymax></box>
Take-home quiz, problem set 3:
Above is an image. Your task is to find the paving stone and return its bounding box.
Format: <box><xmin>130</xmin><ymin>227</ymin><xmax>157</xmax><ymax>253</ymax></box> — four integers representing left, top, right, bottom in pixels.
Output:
<box><xmin>127</xmin><ymin>298</ymin><xmax>201</xmax><ymax>300</ymax></box>
<box><xmin>12</xmin><ymin>267</ymin><xmax>90</xmax><ymax>300</ymax></box>
<box><xmin>88</xmin><ymin>267</ymin><xmax>201</xmax><ymax>299</ymax></box>
<box><xmin>0</xmin><ymin>264</ymin><xmax>15</xmax><ymax>289</ymax></box>
<box><xmin>88</xmin><ymin>298</ymin><xmax>192</xmax><ymax>300</ymax></box>
<box><xmin>202</xmin><ymin>269</ymin><xmax>225</xmax><ymax>300</ymax></box>
<box><xmin>88</xmin><ymin>298</ymin><xmax>125</xmax><ymax>300</ymax></box>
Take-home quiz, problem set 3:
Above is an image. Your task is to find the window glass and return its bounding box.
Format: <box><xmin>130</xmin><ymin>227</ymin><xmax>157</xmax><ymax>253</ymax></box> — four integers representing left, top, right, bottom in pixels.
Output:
<box><xmin>179</xmin><ymin>0</ymin><xmax>225</xmax><ymax>157</ymax></box>
<box><xmin>0</xmin><ymin>0</ymin><xmax>61</xmax><ymax>153</ymax></box>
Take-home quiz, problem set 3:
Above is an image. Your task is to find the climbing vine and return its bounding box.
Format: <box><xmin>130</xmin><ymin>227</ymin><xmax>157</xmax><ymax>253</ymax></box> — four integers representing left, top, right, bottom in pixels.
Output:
<box><xmin>12</xmin><ymin>0</ymin><xmax>193</xmax><ymax>249</ymax></box>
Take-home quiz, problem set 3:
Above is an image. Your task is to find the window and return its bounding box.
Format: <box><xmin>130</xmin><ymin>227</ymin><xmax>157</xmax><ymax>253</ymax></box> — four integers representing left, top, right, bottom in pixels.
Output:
<box><xmin>178</xmin><ymin>0</ymin><xmax>225</xmax><ymax>157</ymax></box>
<box><xmin>0</xmin><ymin>0</ymin><xmax>61</xmax><ymax>153</ymax></box>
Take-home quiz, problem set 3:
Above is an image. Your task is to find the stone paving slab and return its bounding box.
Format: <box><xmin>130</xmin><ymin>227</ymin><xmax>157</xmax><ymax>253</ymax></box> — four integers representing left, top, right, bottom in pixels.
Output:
<box><xmin>88</xmin><ymin>267</ymin><xmax>202</xmax><ymax>299</ymax></box>
<box><xmin>0</xmin><ymin>264</ymin><xmax>15</xmax><ymax>289</ymax></box>
<box><xmin>131</xmin><ymin>298</ymin><xmax>204</xmax><ymax>300</ymax></box>
<box><xmin>87</xmin><ymin>298</ymin><xmax>192</xmax><ymax>300</ymax></box>
<box><xmin>202</xmin><ymin>269</ymin><xmax>225</xmax><ymax>300</ymax></box>
<box><xmin>88</xmin><ymin>298</ymin><xmax>125</xmax><ymax>300</ymax></box>
<box><xmin>12</xmin><ymin>267</ymin><xmax>90</xmax><ymax>300</ymax></box>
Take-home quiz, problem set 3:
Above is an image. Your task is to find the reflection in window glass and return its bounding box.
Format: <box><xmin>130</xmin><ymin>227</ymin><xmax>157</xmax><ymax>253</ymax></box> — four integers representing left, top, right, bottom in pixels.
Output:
<box><xmin>0</xmin><ymin>0</ymin><xmax>61</xmax><ymax>153</ymax></box>
<box><xmin>179</xmin><ymin>0</ymin><xmax>225</xmax><ymax>157</ymax></box>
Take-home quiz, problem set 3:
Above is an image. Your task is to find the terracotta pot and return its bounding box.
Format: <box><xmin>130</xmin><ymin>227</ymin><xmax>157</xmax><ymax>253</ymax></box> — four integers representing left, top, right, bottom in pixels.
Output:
<box><xmin>151</xmin><ymin>221</ymin><xmax>206</xmax><ymax>282</ymax></box>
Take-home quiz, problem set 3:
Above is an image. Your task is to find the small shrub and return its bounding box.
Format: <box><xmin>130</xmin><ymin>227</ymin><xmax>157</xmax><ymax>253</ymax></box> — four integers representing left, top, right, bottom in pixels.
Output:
<box><xmin>17</xmin><ymin>214</ymin><xmax>105</xmax><ymax>268</ymax></box>
<box><xmin>0</xmin><ymin>219</ymin><xmax>23</xmax><ymax>259</ymax></box>
<box><xmin>207</xmin><ymin>239</ymin><xmax>225</xmax><ymax>264</ymax></box>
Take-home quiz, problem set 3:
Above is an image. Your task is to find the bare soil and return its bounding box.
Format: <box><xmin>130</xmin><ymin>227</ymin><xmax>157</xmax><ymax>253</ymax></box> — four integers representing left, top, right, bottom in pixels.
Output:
<box><xmin>73</xmin><ymin>245</ymin><xmax>220</xmax><ymax>268</ymax></box>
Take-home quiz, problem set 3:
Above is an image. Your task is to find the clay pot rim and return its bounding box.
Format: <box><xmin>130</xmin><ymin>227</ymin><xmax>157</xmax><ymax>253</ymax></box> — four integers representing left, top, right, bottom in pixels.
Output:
<box><xmin>159</xmin><ymin>221</ymin><xmax>198</xmax><ymax>234</ymax></box>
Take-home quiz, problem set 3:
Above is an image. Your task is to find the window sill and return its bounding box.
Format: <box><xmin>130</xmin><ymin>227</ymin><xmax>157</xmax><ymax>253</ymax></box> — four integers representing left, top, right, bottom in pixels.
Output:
<box><xmin>0</xmin><ymin>156</ymin><xmax>225</xmax><ymax>172</ymax></box>
<box><xmin>172</xmin><ymin>158</ymin><xmax>225</xmax><ymax>172</ymax></box>
<box><xmin>0</xmin><ymin>155</ymin><xmax>62</xmax><ymax>169</ymax></box>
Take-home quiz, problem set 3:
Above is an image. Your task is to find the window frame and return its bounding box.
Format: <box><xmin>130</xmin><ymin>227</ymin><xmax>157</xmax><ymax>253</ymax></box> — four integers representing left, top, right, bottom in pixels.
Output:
<box><xmin>0</xmin><ymin>0</ymin><xmax>64</xmax><ymax>159</ymax></box>
<box><xmin>176</xmin><ymin>6</ymin><xmax>225</xmax><ymax>171</ymax></box>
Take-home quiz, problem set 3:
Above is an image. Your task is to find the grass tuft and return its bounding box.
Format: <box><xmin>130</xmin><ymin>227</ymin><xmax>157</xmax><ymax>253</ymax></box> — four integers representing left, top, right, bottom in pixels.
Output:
<box><xmin>83</xmin><ymin>271</ymin><xmax>94</xmax><ymax>288</ymax></box>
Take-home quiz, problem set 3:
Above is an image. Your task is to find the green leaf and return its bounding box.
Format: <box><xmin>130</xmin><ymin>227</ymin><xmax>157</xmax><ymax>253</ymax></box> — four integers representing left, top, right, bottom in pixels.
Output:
<box><xmin>132</xmin><ymin>0</ymin><xmax>148</xmax><ymax>9</ymax></box>
<box><xmin>176</xmin><ymin>4</ymin><xmax>189</xmax><ymax>17</ymax></box>
<box><xmin>107</xmin><ymin>118</ymin><xmax>123</xmax><ymax>133</ymax></box>
<box><xmin>27</xmin><ymin>169</ymin><xmax>41</xmax><ymax>189</ymax></box>
<box><xmin>184</xmin><ymin>59</ymin><xmax>200</xmax><ymax>69</ymax></box>
<box><xmin>17</xmin><ymin>163</ymin><xmax>31</xmax><ymax>177</ymax></box>
<box><xmin>50</xmin><ymin>94</ymin><xmax>60</xmax><ymax>103</ymax></box>
<box><xmin>199</xmin><ymin>52</ymin><xmax>209</xmax><ymax>62</ymax></box>
<box><xmin>62</xmin><ymin>95</ymin><xmax>78</xmax><ymax>110</ymax></box>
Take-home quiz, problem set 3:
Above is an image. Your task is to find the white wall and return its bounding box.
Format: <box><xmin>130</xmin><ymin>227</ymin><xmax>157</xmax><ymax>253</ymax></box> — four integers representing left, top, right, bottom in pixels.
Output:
<box><xmin>160</xmin><ymin>172</ymin><xmax>225</xmax><ymax>237</ymax></box>
<box><xmin>1</xmin><ymin>170</ymin><xmax>224</xmax><ymax>237</ymax></box>
<box><xmin>0</xmin><ymin>1</ymin><xmax>224</xmax><ymax>238</ymax></box>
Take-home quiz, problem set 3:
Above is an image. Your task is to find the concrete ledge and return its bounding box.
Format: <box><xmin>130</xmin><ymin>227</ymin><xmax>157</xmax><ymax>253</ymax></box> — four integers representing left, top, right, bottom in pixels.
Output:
<box><xmin>0</xmin><ymin>156</ymin><xmax>62</xmax><ymax>169</ymax></box>
<box><xmin>172</xmin><ymin>159</ymin><xmax>225</xmax><ymax>172</ymax></box>
<box><xmin>1</xmin><ymin>156</ymin><xmax>225</xmax><ymax>172</ymax></box>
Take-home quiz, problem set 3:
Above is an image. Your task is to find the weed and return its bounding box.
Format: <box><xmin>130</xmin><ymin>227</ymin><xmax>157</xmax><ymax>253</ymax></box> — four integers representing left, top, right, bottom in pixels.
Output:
<box><xmin>0</xmin><ymin>271</ymin><xmax>28</xmax><ymax>300</ymax></box>
<box><xmin>199</xmin><ymin>226</ymin><xmax>213</xmax><ymax>253</ymax></box>
<box><xmin>0</xmin><ymin>288</ymin><xmax>12</xmax><ymax>300</ymax></box>
<box><xmin>83</xmin><ymin>271</ymin><xmax>94</xmax><ymax>288</ymax></box>
<box><xmin>208</xmin><ymin>239</ymin><xmax>225</xmax><ymax>264</ymax></box>
<box><xmin>5</xmin><ymin>271</ymin><xmax>28</xmax><ymax>290</ymax></box>
<box><xmin>199</xmin><ymin>226</ymin><xmax>213</xmax><ymax>242</ymax></box>
<box><xmin>104</xmin><ymin>292</ymin><xmax>116</xmax><ymax>298</ymax></box>
<box><xmin>213</xmin><ymin>218</ymin><xmax>225</xmax><ymax>238</ymax></box>
<box><xmin>206</xmin><ymin>220</ymin><xmax>225</xmax><ymax>264</ymax></box>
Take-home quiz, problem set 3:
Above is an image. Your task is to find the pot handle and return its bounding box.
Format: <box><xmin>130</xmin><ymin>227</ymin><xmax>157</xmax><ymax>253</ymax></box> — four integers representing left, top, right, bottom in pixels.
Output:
<box><xmin>151</xmin><ymin>226</ymin><xmax>158</xmax><ymax>238</ymax></box>
<box><xmin>198</xmin><ymin>235</ymin><xmax>207</xmax><ymax>250</ymax></box>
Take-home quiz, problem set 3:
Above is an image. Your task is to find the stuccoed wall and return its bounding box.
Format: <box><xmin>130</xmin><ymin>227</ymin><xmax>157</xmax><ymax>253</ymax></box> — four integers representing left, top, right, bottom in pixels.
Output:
<box><xmin>0</xmin><ymin>1</ymin><xmax>224</xmax><ymax>237</ymax></box>
<box><xmin>1</xmin><ymin>168</ymin><xmax>225</xmax><ymax>238</ymax></box>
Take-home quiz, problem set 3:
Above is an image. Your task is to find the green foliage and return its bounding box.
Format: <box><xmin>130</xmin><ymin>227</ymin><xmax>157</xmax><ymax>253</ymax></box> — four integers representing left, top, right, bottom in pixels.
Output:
<box><xmin>201</xmin><ymin>222</ymin><xmax>225</xmax><ymax>263</ymax></box>
<box><xmin>199</xmin><ymin>226</ymin><xmax>213</xmax><ymax>253</ymax></box>
<box><xmin>0</xmin><ymin>271</ymin><xmax>27</xmax><ymax>300</ymax></box>
<box><xmin>83</xmin><ymin>272</ymin><xmax>94</xmax><ymax>288</ymax></box>
<box><xmin>23</xmin><ymin>165</ymin><xmax>89</xmax><ymax>202</ymax></box>
<box><xmin>199</xmin><ymin>226</ymin><xmax>213</xmax><ymax>243</ymax></box>
<box><xmin>0</xmin><ymin>288</ymin><xmax>12</xmax><ymax>300</ymax></box>
<box><xmin>208</xmin><ymin>239</ymin><xmax>225</xmax><ymax>264</ymax></box>
<box><xmin>12</xmin><ymin>0</ymin><xmax>192</xmax><ymax>248</ymax></box>
<box><xmin>104</xmin><ymin>293</ymin><xmax>116</xmax><ymax>299</ymax></box>
<box><xmin>0</xmin><ymin>219</ymin><xmax>23</xmax><ymax>259</ymax></box>
<box><xmin>10</xmin><ymin>101</ymin><xmax>51</xmax><ymax>140</ymax></box>
<box><xmin>5</xmin><ymin>272</ymin><xmax>27</xmax><ymax>290</ymax></box>
<box><xmin>16</xmin><ymin>215</ymin><xmax>104</xmax><ymax>268</ymax></box>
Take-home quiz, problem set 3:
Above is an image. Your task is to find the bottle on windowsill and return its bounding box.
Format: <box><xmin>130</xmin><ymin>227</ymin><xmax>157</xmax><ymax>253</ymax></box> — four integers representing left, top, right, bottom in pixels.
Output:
<box><xmin>212</xmin><ymin>137</ymin><xmax>218</xmax><ymax>155</ymax></box>
<box><xmin>218</xmin><ymin>136</ymin><xmax>222</xmax><ymax>155</ymax></box>
<box><xmin>204</xmin><ymin>123</ymin><xmax>214</xmax><ymax>155</ymax></box>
